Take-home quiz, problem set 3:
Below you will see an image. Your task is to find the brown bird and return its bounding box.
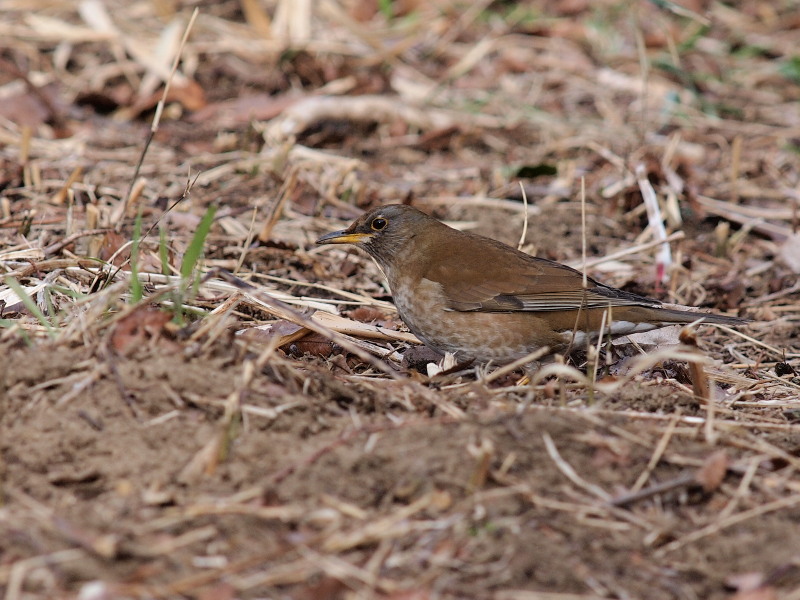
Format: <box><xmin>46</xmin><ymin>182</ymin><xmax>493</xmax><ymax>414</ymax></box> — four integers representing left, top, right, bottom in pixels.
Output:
<box><xmin>317</xmin><ymin>204</ymin><xmax>746</xmax><ymax>364</ymax></box>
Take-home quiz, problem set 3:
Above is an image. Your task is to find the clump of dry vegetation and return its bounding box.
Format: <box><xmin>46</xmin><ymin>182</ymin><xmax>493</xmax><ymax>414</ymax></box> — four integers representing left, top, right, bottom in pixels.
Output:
<box><xmin>1</xmin><ymin>1</ymin><xmax>799</xmax><ymax>598</ymax></box>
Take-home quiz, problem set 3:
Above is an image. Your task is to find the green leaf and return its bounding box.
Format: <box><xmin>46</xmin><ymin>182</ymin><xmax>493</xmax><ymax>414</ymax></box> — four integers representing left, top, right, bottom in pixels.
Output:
<box><xmin>181</xmin><ymin>205</ymin><xmax>217</xmax><ymax>281</ymax></box>
<box><xmin>780</xmin><ymin>56</ymin><xmax>800</xmax><ymax>85</ymax></box>
<box><xmin>4</xmin><ymin>277</ymin><xmax>55</xmax><ymax>337</ymax></box>
<box><xmin>129</xmin><ymin>211</ymin><xmax>143</xmax><ymax>304</ymax></box>
<box><xmin>159</xmin><ymin>223</ymin><xmax>171</xmax><ymax>276</ymax></box>
<box><xmin>377</xmin><ymin>0</ymin><xmax>393</xmax><ymax>18</ymax></box>
<box><xmin>0</xmin><ymin>318</ymin><xmax>32</xmax><ymax>344</ymax></box>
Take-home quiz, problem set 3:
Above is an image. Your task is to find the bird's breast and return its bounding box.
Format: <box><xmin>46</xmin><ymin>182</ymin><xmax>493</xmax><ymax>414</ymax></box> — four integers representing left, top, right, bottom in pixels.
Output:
<box><xmin>388</xmin><ymin>276</ymin><xmax>550</xmax><ymax>362</ymax></box>
<box><xmin>390</xmin><ymin>277</ymin><xmax>448</xmax><ymax>347</ymax></box>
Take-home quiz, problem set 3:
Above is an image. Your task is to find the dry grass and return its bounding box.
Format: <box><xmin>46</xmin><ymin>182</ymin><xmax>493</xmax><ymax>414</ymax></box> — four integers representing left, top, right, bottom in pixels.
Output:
<box><xmin>1</xmin><ymin>1</ymin><xmax>800</xmax><ymax>598</ymax></box>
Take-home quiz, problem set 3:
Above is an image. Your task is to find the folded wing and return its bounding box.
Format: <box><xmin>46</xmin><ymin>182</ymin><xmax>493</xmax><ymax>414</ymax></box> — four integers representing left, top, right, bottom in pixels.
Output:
<box><xmin>424</xmin><ymin>239</ymin><xmax>661</xmax><ymax>313</ymax></box>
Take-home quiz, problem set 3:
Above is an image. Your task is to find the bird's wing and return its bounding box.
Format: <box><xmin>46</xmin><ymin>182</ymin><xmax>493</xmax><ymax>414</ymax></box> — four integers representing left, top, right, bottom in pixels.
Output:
<box><xmin>425</xmin><ymin>245</ymin><xmax>661</xmax><ymax>313</ymax></box>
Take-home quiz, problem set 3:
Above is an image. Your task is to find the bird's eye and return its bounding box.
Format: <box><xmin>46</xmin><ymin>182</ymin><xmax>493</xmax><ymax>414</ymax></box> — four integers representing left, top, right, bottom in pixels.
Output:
<box><xmin>371</xmin><ymin>217</ymin><xmax>388</xmax><ymax>231</ymax></box>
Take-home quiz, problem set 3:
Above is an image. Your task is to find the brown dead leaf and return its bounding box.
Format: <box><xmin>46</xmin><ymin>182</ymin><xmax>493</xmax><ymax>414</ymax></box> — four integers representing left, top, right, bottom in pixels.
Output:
<box><xmin>166</xmin><ymin>211</ymin><xmax>202</xmax><ymax>230</ymax></box>
<box><xmin>98</xmin><ymin>231</ymin><xmax>129</xmax><ymax>265</ymax></box>
<box><xmin>417</xmin><ymin>126</ymin><xmax>460</xmax><ymax>152</ymax></box>
<box><xmin>197</xmin><ymin>583</ymin><xmax>236</xmax><ymax>600</ymax></box>
<box><xmin>97</xmin><ymin>231</ymin><xmax>162</xmax><ymax>273</ymax></box>
<box><xmin>110</xmin><ymin>307</ymin><xmax>174</xmax><ymax>356</ymax></box>
<box><xmin>347</xmin><ymin>306</ymin><xmax>388</xmax><ymax>323</ymax></box>
<box><xmin>385</xmin><ymin>589</ymin><xmax>433</xmax><ymax>600</ymax></box>
<box><xmin>238</xmin><ymin>320</ymin><xmax>309</xmax><ymax>347</ymax></box>
<box><xmin>240</xmin><ymin>0</ymin><xmax>272</xmax><ymax>37</ymax></box>
<box><xmin>540</xmin><ymin>0</ymin><xmax>591</xmax><ymax>16</ymax></box>
<box><xmin>0</xmin><ymin>89</ymin><xmax>52</xmax><ymax>128</ymax></box>
<box><xmin>695</xmin><ymin>450</ymin><xmax>728</xmax><ymax>493</ymax></box>
<box><xmin>345</xmin><ymin>0</ymin><xmax>378</xmax><ymax>21</ymax></box>
<box><xmin>282</xmin><ymin>332</ymin><xmax>337</xmax><ymax>358</ymax></box>
<box><xmin>236</xmin><ymin>326</ymin><xmax>274</xmax><ymax>344</ymax></box>
<box><xmin>292</xmin><ymin>577</ymin><xmax>347</xmax><ymax>600</ymax></box>
<box><xmin>187</xmin><ymin>93</ymin><xmax>301</xmax><ymax>127</ymax></box>
<box><xmin>167</xmin><ymin>79</ymin><xmax>207</xmax><ymax>111</ymax></box>
<box><xmin>124</xmin><ymin>79</ymin><xmax>207</xmax><ymax>119</ymax></box>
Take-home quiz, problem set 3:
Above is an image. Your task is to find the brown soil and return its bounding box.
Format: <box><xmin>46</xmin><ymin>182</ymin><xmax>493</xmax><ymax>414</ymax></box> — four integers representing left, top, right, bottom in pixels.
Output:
<box><xmin>2</xmin><ymin>2</ymin><xmax>800</xmax><ymax>599</ymax></box>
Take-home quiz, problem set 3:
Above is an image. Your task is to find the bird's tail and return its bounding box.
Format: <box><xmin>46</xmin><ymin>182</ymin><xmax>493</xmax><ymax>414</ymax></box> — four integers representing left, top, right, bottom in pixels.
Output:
<box><xmin>650</xmin><ymin>307</ymin><xmax>748</xmax><ymax>327</ymax></box>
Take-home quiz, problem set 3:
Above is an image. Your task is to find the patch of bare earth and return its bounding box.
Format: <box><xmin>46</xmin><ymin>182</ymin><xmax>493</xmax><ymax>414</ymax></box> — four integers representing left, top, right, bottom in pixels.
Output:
<box><xmin>1</xmin><ymin>1</ymin><xmax>800</xmax><ymax>599</ymax></box>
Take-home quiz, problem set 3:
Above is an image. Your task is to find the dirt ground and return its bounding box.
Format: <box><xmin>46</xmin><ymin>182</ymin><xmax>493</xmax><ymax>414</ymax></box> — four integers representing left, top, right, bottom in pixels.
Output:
<box><xmin>2</xmin><ymin>1</ymin><xmax>800</xmax><ymax>599</ymax></box>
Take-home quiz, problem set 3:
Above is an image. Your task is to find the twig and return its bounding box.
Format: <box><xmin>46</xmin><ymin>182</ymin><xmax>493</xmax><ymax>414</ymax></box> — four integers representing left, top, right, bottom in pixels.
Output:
<box><xmin>516</xmin><ymin>181</ymin><xmax>529</xmax><ymax>251</ymax></box>
<box><xmin>655</xmin><ymin>493</ymin><xmax>800</xmax><ymax>556</ymax></box>
<box><xmin>715</xmin><ymin>456</ymin><xmax>760</xmax><ymax>522</ymax></box>
<box><xmin>566</xmin><ymin>230</ymin><xmax>685</xmax><ymax>270</ymax></box>
<box><xmin>211</xmin><ymin>269</ymin><xmax>401</xmax><ymax>378</ymax></box>
<box><xmin>635</xmin><ymin>163</ymin><xmax>671</xmax><ymax>285</ymax></box>
<box><xmin>581</xmin><ymin>176</ymin><xmax>587</xmax><ymax>288</ymax></box>
<box><xmin>115</xmin><ymin>8</ymin><xmax>199</xmax><ymax>232</ymax></box>
<box><xmin>630</xmin><ymin>412</ymin><xmax>681</xmax><ymax>493</ymax></box>
<box><xmin>611</xmin><ymin>472</ymin><xmax>695</xmax><ymax>507</ymax></box>
<box><xmin>542</xmin><ymin>432</ymin><xmax>612</xmax><ymax>502</ymax></box>
<box><xmin>42</xmin><ymin>229</ymin><xmax>110</xmax><ymax>257</ymax></box>
<box><xmin>481</xmin><ymin>346</ymin><xmax>550</xmax><ymax>385</ymax></box>
<box><xmin>695</xmin><ymin>195</ymin><xmax>793</xmax><ymax>242</ymax></box>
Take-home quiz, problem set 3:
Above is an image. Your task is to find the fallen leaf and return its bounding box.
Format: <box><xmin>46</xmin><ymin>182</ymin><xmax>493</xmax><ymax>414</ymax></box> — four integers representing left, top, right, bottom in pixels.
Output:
<box><xmin>0</xmin><ymin>88</ymin><xmax>52</xmax><ymax>128</ymax></box>
<box><xmin>238</xmin><ymin>320</ymin><xmax>308</xmax><ymax>347</ymax></box>
<box><xmin>98</xmin><ymin>231</ymin><xmax>128</xmax><ymax>264</ymax></box>
<box><xmin>188</xmin><ymin>93</ymin><xmax>301</xmax><ymax>127</ymax></box>
<box><xmin>282</xmin><ymin>332</ymin><xmax>337</xmax><ymax>358</ymax></box>
<box><xmin>110</xmin><ymin>307</ymin><xmax>174</xmax><ymax>355</ymax></box>
<box><xmin>197</xmin><ymin>583</ymin><xmax>236</xmax><ymax>600</ymax></box>
<box><xmin>695</xmin><ymin>450</ymin><xmax>728</xmax><ymax>492</ymax></box>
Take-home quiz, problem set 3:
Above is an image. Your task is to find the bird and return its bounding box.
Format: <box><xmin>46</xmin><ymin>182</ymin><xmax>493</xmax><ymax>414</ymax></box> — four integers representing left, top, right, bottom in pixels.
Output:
<box><xmin>316</xmin><ymin>204</ymin><xmax>746</xmax><ymax>364</ymax></box>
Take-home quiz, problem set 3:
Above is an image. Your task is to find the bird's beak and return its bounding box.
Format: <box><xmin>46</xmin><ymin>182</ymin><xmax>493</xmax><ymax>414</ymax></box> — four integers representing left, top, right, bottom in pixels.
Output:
<box><xmin>316</xmin><ymin>229</ymin><xmax>372</xmax><ymax>245</ymax></box>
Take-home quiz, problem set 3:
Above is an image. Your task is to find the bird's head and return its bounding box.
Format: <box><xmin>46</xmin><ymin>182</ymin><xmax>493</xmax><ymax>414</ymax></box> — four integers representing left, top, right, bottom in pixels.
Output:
<box><xmin>316</xmin><ymin>204</ymin><xmax>433</xmax><ymax>270</ymax></box>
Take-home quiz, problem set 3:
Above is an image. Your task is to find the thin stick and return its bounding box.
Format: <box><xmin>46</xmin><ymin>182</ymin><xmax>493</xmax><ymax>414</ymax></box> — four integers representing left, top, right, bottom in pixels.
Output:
<box><xmin>655</xmin><ymin>493</ymin><xmax>800</xmax><ymax>556</ymax></box>
<box><xmin>43</xmin><ymin>229</ymin><xmax>111</xmax><ymax>256</ymax></box>
<box><xmin>589</xmin><ymin>307</ymin><xmax>609</xmax><ymax>387</ymax></box>
<box><xmin>730</xmin><ymin>135</ymin><xmax>742</xmax><ymax>204</ymax></box>
<box><xmin>715</xmin><ymin>456</ymin><xmax>760</xmax><ymax>522</ymax></box>
<box><xmin>481</xmin><ymin>346</ymin><xmax>550</xmax><ymax>385</ymax></box>
<box><xmin>234</xmin><ymin>207</ymin><xmax>259</xmax><ymax>275</ymax></box>
<box><xmin>516</xmin><ymin>181</ymin><xmax>529</xmax><ymax>251</ymax></box>
<box><xmin>542</xmin><ymin>432</ymin><xmax>612</xmax><ymax>502</ymax></box>
<box><xmin>116</xmin><ymin>8</ymin><xmax>199</xmax><ymax>232</ymax></box>
<box><xmin>611</xmin><ymin>472</ymin><xmax>696</xmax><ymax>507</ymax></box>
<box><xmin>567</xmin><ymin>231</ymin><xmax>685</xmax><ymax>270</ymax></box>
<box><xmin>714</xmin><ymin>324</ymin><xmax>790</xmax><ymax>359</ymax></box>
<box><xmin>636</xmin><ymin>163</ymin><xmax>671</xmax><ymax>285</ymax></box>
<box><xmin>254</xmin><ymin>273</ymin><xmax>397</xmax><ymax>311</ymax></box>
<box><xmin>580</xmin><ymin>176</ymin><xmax>587</xmax><ymax>288</ymax></box>
<box><xmin>211</xmin><ymin>269</ymin><xmax>401</xmax><ymax>379</ymax></box>
<box><xmin>633</xmin><ymin>9</ymin><xmax>649</xmax><ymax>145</ymax></box>
<box><xmin>630</xmin><ymin>413</ymin><xmax>681</xmax><ymax>493</ymax></box>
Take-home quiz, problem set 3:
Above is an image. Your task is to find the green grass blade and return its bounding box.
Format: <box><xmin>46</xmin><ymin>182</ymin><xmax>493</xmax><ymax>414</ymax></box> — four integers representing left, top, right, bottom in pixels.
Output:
<box><xmin>43</xmin><ymin>286</ymin><xmax>59</xmax><ymax>327</ymax></box>
<box><xmin>377</xmin><ymin>0</ymin><xmax>393</xmax><ymax>18</ymax></box>
<box><xmin>0</xmin><ymin>319</ymin><xmax>32</xmax><ymax>344</ymax></box>
<box><xmin>4</xmin><ymin>277</ymin><xmax>56</xmax><ymax>337</ymax></box>
<box><xmin>129</xmin><ymin>211</ymin><xmax>144</xmax><ymax>304</ymax></box>
<box><xmin>180</xmin><ymin>205</ymin><xmax>217</xmax><ymax>281</ymax></box>
<box><xmin>159</xmin><ymin>223</ymin><xmax>171</xmax><ymax>276</ymax></box>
